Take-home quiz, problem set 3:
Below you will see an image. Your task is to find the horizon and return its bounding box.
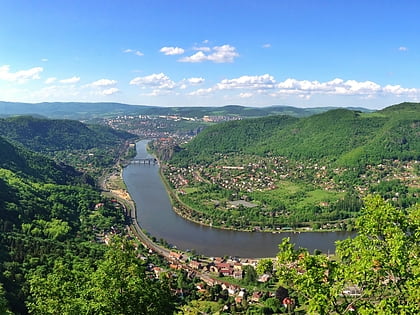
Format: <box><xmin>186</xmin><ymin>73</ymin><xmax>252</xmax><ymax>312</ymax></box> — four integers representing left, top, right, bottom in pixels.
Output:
<box><xmin>1</xmin><ymin>99</ymin><xmax>395</xmax><ymax>111</ymax></box>
<box><xmin>1</xmin><ymin>1</ymin><xmax>420</xmax><ymax>109</ymax></box>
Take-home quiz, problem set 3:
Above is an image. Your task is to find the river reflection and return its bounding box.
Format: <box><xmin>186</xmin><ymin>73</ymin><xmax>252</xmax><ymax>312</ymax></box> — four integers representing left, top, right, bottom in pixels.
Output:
<box><xmin>123</xmin><ymin>140</ymin><xmax>354</xmax><ymax>257</ymax></box>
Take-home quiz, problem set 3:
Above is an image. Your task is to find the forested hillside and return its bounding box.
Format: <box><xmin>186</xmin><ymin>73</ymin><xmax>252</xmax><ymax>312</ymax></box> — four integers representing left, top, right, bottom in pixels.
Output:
<box><xmin>162</xmin><ymin>103</ymin><xmax>419</xmax><ymax>231</ymax></box>
<box><xmin>0</xmin><ymin>116</ymin><xmax>134</xmax><ymax>152</ymax></box>
<box><xmin>0</xmin><ymin>116</ymin><xmax>136</xmax><ymax>177</ymax></box>
<box><xmin>0</xmin><ymin>135</ymin><xmax>174</xmax><ymax>314</ymax></box>
<box><xmin>172</xmin><ymin>103</ymin><xmax>420</xmax><ymax>166</ymax></box>
<box><xmin>171</xmin><ymin>115</ymin><xmax>299</xmax><ymax>165</ymax></box>
<box><xmin>0</xmin><ymin>136</ymin><xmax>87</xmax><ymax>185</ymax></box>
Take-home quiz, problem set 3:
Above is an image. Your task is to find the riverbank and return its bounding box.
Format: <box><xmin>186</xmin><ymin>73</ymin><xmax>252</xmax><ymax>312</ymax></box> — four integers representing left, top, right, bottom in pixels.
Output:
<box><xmin>123</xmin><ymin>139</ymin><xmax>354</xmax><ymax>256</ymax></box>
<box><xmin>157</xmin><ymin>163</ymin><xmax>350</xmax><ymax>234</ymax></box>
<box><xmin>100</xmin><ymin>168</ymin><xmax>172</xmax><ymax>256</ymax></box>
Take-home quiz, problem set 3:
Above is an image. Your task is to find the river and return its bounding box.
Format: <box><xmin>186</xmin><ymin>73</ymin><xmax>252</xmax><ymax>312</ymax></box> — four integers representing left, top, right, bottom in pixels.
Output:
<box><xmin>123</xmin><ymin>140</ymin><xmax>354</xmax><ymax>257</ymax></box>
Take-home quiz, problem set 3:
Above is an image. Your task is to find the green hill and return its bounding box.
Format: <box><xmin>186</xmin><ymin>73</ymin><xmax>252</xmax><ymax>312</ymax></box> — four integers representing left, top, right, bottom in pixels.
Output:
<box><xmin>0</xmin><ymin>116</ymin><xmax>135</xmax><ymax>152</ymax></box>
<box><xmin>163</xmin><ymin>103</ymin><xmax>419</xmax><ymax>231</ymax></box>
<box><xmin>172</xmin><ymin>103</ymin><xmax>420</xmax><ymax>166</ymax></box>
<box><xmin>171</xmin><ymin>115</ymin><xmax>299</xmax><ymax>165</ymax></box>
<box><xmin>0</xmin><ymin>136</ymin><xmax>88</xmax><ymax>185</ymax></box>
<box><xmin>0</xmin><ymin>135</ymin><xmax>144</xmax><ymax>313</ymax></box>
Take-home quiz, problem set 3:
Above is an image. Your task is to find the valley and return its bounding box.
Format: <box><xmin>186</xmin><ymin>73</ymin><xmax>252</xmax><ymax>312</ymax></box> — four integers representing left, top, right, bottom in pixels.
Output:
<box><xmin>151</xmin><ymin>103</ymin><xmax>419</xmax><ymax>233</ymax></box>
<box><xmin>0</xmin><ymin>102</ymin><xmax>418</xmax><ymax>314</ymax></box>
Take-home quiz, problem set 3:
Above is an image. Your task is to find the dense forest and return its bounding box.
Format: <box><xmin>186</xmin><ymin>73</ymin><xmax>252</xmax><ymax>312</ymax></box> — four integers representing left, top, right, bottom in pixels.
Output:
<box><xmin>170</xmin><ymin>103</ymin><xmax>420</xmax><ymax>167</ymax></box>
<box><xmin>0</xmin><ymin>116</ymin><xmax>135</xmax><ymax>152</ymax></box>
<box><xmin>0</xmin><ymin>133</ymin><xmax>175</xmax><ymax>314</ymax></box>
<box><xmin>0</xmin><ymin>116</ymin><xmax>136</xmax><ymax>178</ymax></box>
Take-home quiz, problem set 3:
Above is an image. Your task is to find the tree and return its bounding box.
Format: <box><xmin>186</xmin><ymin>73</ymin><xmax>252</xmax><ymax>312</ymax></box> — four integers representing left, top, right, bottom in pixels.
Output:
<box><xmin>27</xmin><ymin>258</ymin><xmax>93</xmax><ymax>314</ymax></box>
<box><xmin>0</xmin><ymin>283</ymin><xmax>12</xmax><ymax>315</ymax></box>
<box><xmin>243</xmin><ymin>265</ymin><xmax>257</xmax><ymax>285</ymax></box>
<box><xmin>256</xmin><ymin>258</ymin><xmax>273</xmax><ymax>275</ymax></box>
<box><xmin>264</xmin><ymin>297</ymin><xmax>282</xmax><ymax>313</ymax></box>
<box><xmin>28</xmin><ymin>237</ymin><xmax>176</xmax><ymax>315</ymax></box>
<box><xmin>275</xmin><ymin>195</ymin><xmax>420</xmax><ymax>314</ymax></box>
<box><xmin>89</xmin><ymin>237</ymin><xmax>175</xmax><ymax>315</ymax></box>
<box><xmin>336</xmin><ymin>195</ymin><xmax>420</xmax><ymax>314</ymax></box>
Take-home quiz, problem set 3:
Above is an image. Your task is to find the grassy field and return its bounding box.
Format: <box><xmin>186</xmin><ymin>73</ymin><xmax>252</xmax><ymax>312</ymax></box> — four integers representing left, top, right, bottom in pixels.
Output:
<box><xmin>251</xmin><ymin>180</ymin><xmax>344</xmax><ymax>214</ymax></box>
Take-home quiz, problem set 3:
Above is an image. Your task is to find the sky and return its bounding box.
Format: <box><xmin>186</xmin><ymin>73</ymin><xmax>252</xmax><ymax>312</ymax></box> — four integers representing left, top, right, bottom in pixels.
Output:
<box><xmin>1</xmin><ymin>0</ymin><xmax>420</xmax><ymax>109</ymax></box>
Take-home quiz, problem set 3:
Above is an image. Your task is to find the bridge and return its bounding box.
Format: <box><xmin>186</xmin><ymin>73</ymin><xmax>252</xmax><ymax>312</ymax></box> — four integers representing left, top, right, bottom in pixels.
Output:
<box><xmin>130</xmin><ymin>158</ymin><xmax>158</xmax><ymax>165</ymax></box>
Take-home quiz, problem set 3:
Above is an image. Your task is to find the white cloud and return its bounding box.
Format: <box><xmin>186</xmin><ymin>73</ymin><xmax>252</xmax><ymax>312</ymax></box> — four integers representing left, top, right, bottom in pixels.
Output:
<box><xmin>187</xmin><ymin>77</ymin><xmax>205</xmax><ymax>85</ymax></box>
<box><xmin>160</xmin><ymin>46</ymin><xmax>185</xmax><ymax>55</ymax></box>
<box><xmin>382</xmin><ymin>84</ymin><xmax>417</xmax><ymax>95</ymax></box>
<box><xmin>193</xmin><ymin>46</ymin><xmax>211</xmax><ymax>52</ymax></box>
<box><xmin>124</xmin><ymin>48</ymin><xmax>144</xmax><ymax>56</ymax></box>
<box><xmin>88</xmin><ymin>78</ymin><xmax>117</xmax><ymax>87</ymax></box>
<box><xmin>274</xmin><ymin>77</ymin><xmax>419</xmax><ymax>98</ymax></box>
<box><xmin>262</xmin><ymin>43</ymin><xmax>271</xmax><ymax>48</ymax></box>
<box><xmin>101</xmin><ymin>87</ymin><xmax>119</xmax><ymax>95</ymax></box>
<box><xmin>143</xmin><ymin>89</ymin><xmax>178</xmax><ymax>97</ymax></box>
<box><xmin>399</xmin><ymin>46</ymin><xmax>408</xmax><ymax>52</ymax></box>
<box><xmin>179</xmin><ymin>44</ymin><xmax>239</xmax><ymax>63</ymax></box>
<box><xmin>41</xmin><ymin>58</ymin><xmax>48</xmax><ymax>62</ymax></box>
<box><xmin>130</xmin><ymin>73</ymin><xmax>176</xmax><ymax>89</ymax></box>
<box><xmin>208</xmin><ymin>45</ymin><xmax>239</xmax><ymax>63</ymax></box>
<box><xmin>179</xmin><ymin>77</ymin><xmax>205</xmax><ymax>89</ymax></box>
<box><xmin>0</xmin><ymin>65</ymin><xmax>43</xmax><ymax>83</ymax></box>
<box><xmin>84</xmin><ymin>79</ymin><xmax>119</xmax><ymax>96</ymax></box>
<box><xmin>60</xmin><ymin>76</ymin><xmax>80</xmax><ymax>84</ymax></box>
<box><xmin>45</xmin><ymin>77</ymin><xmax>57</xmax><ymax>84</ymax></box>
<box><xmin>179</xmin><ymin>51</ymin><xmax>207</xmax><ymax>63</ymax></box>
<box><xmin>186</xmin><ymin>75</ymin><xmax>420</xmax><ymax>101</ymax></box>
<box><xmin>239</xmin><ymin>92</ymin><xmax>253</xmax><ymax>98</ymax></box>
<box><xmin>217</xmin><ymin>74</ymin><xmax>276</xmax><ymax>90</ymax></box>
<box><xmin>188</xmin><ymin>88</ymin><xmax>214</xmax><ymax>96</ymax></box>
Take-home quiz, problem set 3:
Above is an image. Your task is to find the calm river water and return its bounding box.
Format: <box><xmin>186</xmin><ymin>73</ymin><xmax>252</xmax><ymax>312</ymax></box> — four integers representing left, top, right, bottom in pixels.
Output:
<box><xmin>123</xmin><ymin>140</ymin><xmax>354</xmax><ymax>257</ymax></box>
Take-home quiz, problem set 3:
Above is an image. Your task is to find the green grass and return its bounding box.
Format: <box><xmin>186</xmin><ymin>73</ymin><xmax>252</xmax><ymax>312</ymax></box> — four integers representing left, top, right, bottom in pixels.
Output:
<box><xmin>177</xmin><ymin>300</ymin><xmax>222</xmax><ymax>315</ymax></box>
<box><xmin>183</xmin><ymin>187</ymin><xmax>200</xmax><ymax>194</ymax></box>
<box><xmin>251</xmin><ymin>181</ymin><xmax>343</xmax><ymax>212</ymax></box>
<box><xmin>296</xmin><ymin>189</ymin><xmax>344</xmax><ymax>208</ymax></box>
<box><xmin>276</xmin><ymin>180</ymin><xmax>303</xmax><ymax>194</ymax></box>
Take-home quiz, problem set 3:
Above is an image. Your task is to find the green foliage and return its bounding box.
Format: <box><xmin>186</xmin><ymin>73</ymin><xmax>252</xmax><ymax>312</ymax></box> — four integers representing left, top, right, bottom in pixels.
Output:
<box><xmin>166</xmin><ymin>103</ymin><xmax>419</xmax><ymax>229</ymax></box>
<box><xmin>171</xmin><ymin>103</ymin><xmax>420</xmax><ymax>167</ymax></box>
<box><xmin>0</xmin><ymin>136</ymin><xmax>87</xmax><ymax>185</ymax></box>
<box><xmin>276</xmin><ymin>195</ymin><xmax>420</xmax><ymax>314</ymax></box>
<box><xmin>0</xmin><ymin>283</ymin><xmax>12</xmax><ymax>314</ymax></box>
<box><xmin>0</xmin><ymin>137</ymin><xmax>140</xmax><ymax>313</ymax></box>
<box><xmin>27</xmin><ymin>237</ymin><xmax>175</xmax><ymax>315</ymax></box>
<box><xmin>256</xmin><ymin>258</ymin><xmax>273</xmax><ymax>276</ymax></box>
<box><xmin>243</xmin><ymin>265</ymin><xmax>257</xmax><ymax>285</ymax></box>
<box><xmin>90</xmin><ymin>237</ymin><xmax>175</xmax><ymax>315</ymax></box>
<box><xmin>0</xmin><ymin>116</ymin><xmax>136</xmax><ymax>178</ymax></box>
<box><xmin>0</xmin><ymin>116</ymin><xmax>135</xmax><ymax>152</ymax></box>
<box><xmin>171</xmin><ymin>115</ymin><xmax>298</xmax><ymax>166</ymax></box>
<box><xmin>22</xmin><ymin>219</ymin><xmax>70</xmax><ymax>241</ymax></box>
<box><xmin>27</xmin><ymin>258</ymin><xmax>93</xmax><ymax>314</ymax></box>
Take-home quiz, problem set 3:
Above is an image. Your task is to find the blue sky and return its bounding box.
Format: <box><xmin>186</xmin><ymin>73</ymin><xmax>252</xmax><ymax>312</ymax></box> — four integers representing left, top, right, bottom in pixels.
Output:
<box><xmin>1</xmin><ymin>0</ymin><xmax>419</xmax><ymax>109</ymax></box>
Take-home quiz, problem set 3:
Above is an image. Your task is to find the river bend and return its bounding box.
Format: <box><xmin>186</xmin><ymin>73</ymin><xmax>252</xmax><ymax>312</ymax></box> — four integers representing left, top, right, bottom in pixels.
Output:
<box><xmin>123</xmin><ymin>140</ymin><xmax>353</xmax><ymax>257</ymax></box>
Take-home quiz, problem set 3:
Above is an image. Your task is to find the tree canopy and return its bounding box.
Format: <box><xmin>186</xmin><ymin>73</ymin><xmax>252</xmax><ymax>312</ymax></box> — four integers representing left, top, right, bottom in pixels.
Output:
<box><xmin>275</xmin><ymin>195</ymin><xmax>419</xmax><ymax>314</ymax></box>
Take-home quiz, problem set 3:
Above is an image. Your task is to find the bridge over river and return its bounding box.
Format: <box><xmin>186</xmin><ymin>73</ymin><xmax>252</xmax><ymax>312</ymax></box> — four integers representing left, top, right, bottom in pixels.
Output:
<box><xmin>130</xmin><ymin>158</ymin><xmax>158</xmax><ymax>165</ymax></box>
